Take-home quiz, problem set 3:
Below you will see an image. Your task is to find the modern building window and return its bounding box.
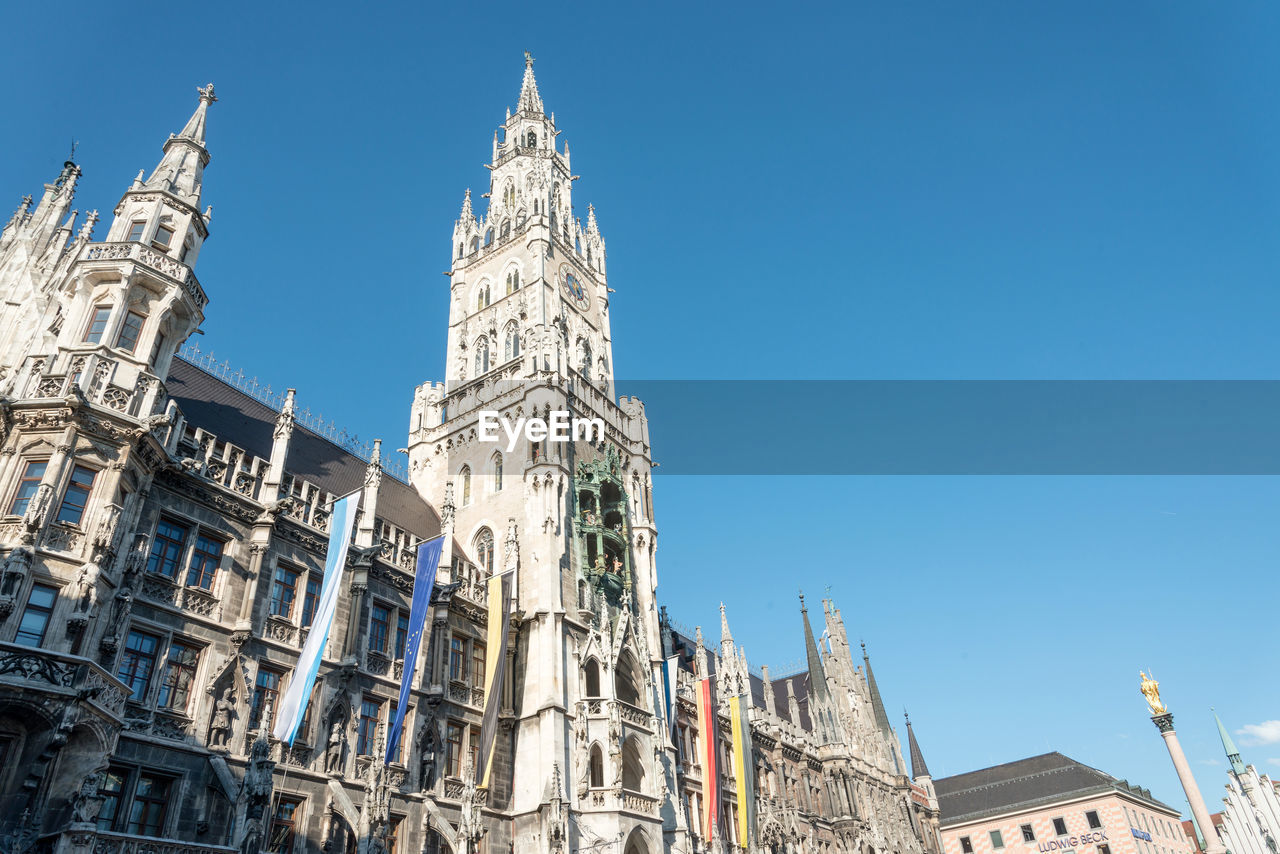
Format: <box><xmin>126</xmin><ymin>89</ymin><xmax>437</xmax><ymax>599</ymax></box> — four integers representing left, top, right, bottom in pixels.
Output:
<box><xmin>446</xmin><ymin>721</ymin><xmax>463</xmax><ymax>777</ymax></box>
<box><xmin>116</xmin><ymin>311</ymin><xmax>146</xmax><ymax>353</ymax></box>
<box><xmin>357</xmin><ymin>697</ymin><xmax>381</xmax><ymax>756</ymax></box>
<box><xmin>15</xmin><ymin>584</ymin><xmax>58</xmax><ymax>647</ymax></box>
<box><xmin>55</xmin><ymin>465</ymin><xmax>96</xmax><ymax>525</ymax></box>
<box><xmin>185</xmin><ymin>533</ymin><xmax>223</xmax><ymax>589</ymax></box>
<box><xmin>301</xmin><ymin>574</ymin><xmax>321</xmax><ymax>627</ymax></box>
<box><xmin>394</xmin><ymin>613</ymin><xmax>410</xmax><ymax>658</ymax></box>
<box><xmin>96</xmin><ymin>766</ymin><xmax>174</xmax><ymax>837</ymax></box>
<box><xmin>1022</xmin><ymin>825</ymin><xmax>1037</xmax><ymax>843</ymax></box>
<box><xmin>369</xmin><ymin>603</ymin><xmax>391</xmax><ymax>654</ymax></box>
<box><xmin>471</xmin><ymin>642</ymin><xmax>486</xmax><ymax>692</ymax></box>
<box><xmin>127</xmin><ymin>771</ymin><xmax>172</xmax><ymax>836</ymax></box>
<box><xmin>1054</xmin><ymin>818</ymin><xmax>1069</xmax><ymax>837</ymax></box>
<box><xmin>152</xmin><ymin>225</ymin><xmax>174</xmax><ymax>249</ymax></box>
<box><xmin>1087</xmin><ymin>811</ymin><xmax>1103</xmax><ymax>830</ymax></box>
<box><xmin>270</xmin><ymin>565</ymin><xmax>300</xmax><ymax>619</ymax></box>
<box><xmin>991</xmin><ymin>831</ymin><xmax>1005</xmax><ymax>849</ymax></box>
<box><xmin>449</xmin><ymin>636</ymin><xmax>466</xmax><ymax>682</ymax></box>
<box><xmin>126</xmin><ymin>221</ymin><xmax>146</xmax><ymax>242</ymax></box>
<box><xmin>157</xmin><ymin>641</ymin><xmax>200</xmax><ymax>713</ymax></box>
<box><xmin>268</xmin><ymin>796</ymin><xmax>302</xmax><ymax>854</ymax></box>
<box><xmin>117</xmin><ymin>630</ymin><xmax>160</xmax><ymax>701</ymax></box>
<box><xmin>960</xmin><ymin>837</ymin><xmax>973</xmax><ymax>854</ymax></box>
<box><xmin>474</xmin><ymin>528</ymin><xmax>494</xmax><ymax>575</ymax></box>
<box><xmin>84</xmin><ymin>305</ymin><xmax>112</xmax><ymax>343</ymax></box>
<box><xmin>8</xmin><ymin>460</ymin><xmax>48</xmax><ymax>516</ymax></box>
<box><xmin>147</xmin><ymin>518</ymin><xmax>189</xmax><ymax>578</ymax></box>
<box><xmin>251</xmin><ymin>667</ymin><xmax>281</xmax><ymax>730</ymax></box>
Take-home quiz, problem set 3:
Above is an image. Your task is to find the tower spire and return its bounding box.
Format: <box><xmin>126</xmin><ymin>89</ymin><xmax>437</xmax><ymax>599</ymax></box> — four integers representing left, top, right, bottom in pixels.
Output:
<box><xmin>800</xmin><ymin>593</ymin><xmax>829</xmax><ymax>702</ymax></box>
<box><xmin>862</xmin><ymin>641</ymin><xmax>893</xmax><ymax>736</ymax></box>
<box><xmin>517</xmin><ymin>52</ymin><xmax>544</xmax><ymax>115</ymax></box>
<box><xmin>145</xmin><ymin>83</ymin><xmax>216</xmax><ymax>202</ymax></box>
<box><xmin>905</xmin><ymin>711</ymin><xmax>931</xmax><ymax>779</ymax></box>
<box><xmin>1214</xmin><ymin>710</ymin><xmax>1248</xmax><ymax>777</ymax></box>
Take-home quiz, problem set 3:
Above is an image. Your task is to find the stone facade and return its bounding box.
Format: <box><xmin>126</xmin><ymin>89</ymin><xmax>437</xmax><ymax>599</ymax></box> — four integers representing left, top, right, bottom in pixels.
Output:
<box><xmin>0</xmin><ymin>58</ymin><xmax>941</xmax><ymax>854</ymax></box>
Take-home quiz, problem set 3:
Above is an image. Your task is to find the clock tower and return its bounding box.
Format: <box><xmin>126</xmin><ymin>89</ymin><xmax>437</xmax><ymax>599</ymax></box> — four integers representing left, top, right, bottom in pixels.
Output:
<box><xmin>408</xmin><ymin>55</ymin><xmax>682</xmax><ymax>854</ymax></box>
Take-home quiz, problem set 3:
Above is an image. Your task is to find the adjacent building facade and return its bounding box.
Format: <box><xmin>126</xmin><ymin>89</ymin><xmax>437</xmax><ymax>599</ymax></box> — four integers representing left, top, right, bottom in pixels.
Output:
<box><xmin>1202</xmin><ymin>714</ymin><xmax>1280</xmax><ymax>854</ymax></box>
<box><xmin>936</xmin><ymin>753</ymin><xmax>1194</xmax><ymax>854</ymax></box>
<box><xmin>0</xmin><ymin>58</ymin><xmax>940</xmax><ymax>854</ymax></box>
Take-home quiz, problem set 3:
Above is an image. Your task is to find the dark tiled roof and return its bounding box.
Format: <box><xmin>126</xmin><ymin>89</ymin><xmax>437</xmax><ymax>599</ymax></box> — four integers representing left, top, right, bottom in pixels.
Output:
<box><xmin>166</xmin><ymin>358</ymin><xmax>439</xmax><ymax>540</ymax></box>
<box><xmin>935</xmin><ymin>752</ymin><xmax>1177</xmax><ymax>826</ymax></box>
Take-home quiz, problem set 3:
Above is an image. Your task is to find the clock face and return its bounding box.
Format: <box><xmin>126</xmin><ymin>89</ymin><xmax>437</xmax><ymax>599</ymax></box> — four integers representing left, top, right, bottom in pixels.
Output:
<box><xmin>561</xmin><ymin>265</ymin><xmax>589</xmax><ymax>310</ymax></box>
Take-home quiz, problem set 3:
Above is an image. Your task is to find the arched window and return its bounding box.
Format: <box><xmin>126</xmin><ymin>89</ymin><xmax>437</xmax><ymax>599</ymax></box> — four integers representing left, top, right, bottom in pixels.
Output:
<box><xmin>475</xmin><ymin>284</ymin><xmax>491</xmax><ymax>311</ymax></box>
<box><xmin>621</xmin><ymin>736</ymin><xmax>645</xmax><ymax>791</ymax></box>
<box><xmin>505</xmin><ymin>269</ymin><xmax>519</xmax><ymax>295</ymax></box>
<box><xmin>584</xmin><ymin>659</ymin><xmax>601</xmax><ymax>696</ymax></box>
<box><xmin>587</xmin><ymin>247</ymin><xmax>593</xmax><ymax>267</ymax></box>
<box><xmin>474</xmin><ymin>528</ymin><xmax>494</xmax><ymax>575</ymax></box>
<box><xmin>492</xmin><ymin>453</ymin><xmax>503</xmax><ymax>492</ymax></box>
<box><xmin>504</xmin><ymin>324</ymin><xmax>521</xmax><ymax>361</ymax></box>
<box><xmin>460</xmin><ymin>466</ymin><xmax>471</xmax><ymax>506</ymax></box>
<box><xmin>615</xmin><ymin>651</ymin><xmax>642</xmax><ymax>706</ymax></box>
<box><xmin>503</xmin><ymin>182</ymin><xmax>515</xmax><ymax>208</ymax></box>
<box><xmin>474</xmin><ymin>337</ymin><xmax>490</xmax><ymax>374</ymax></box>
<box><xmin>484</xmin><ymin>228</ymin><xmax>493</xmax><ymax>247</ymax></box>
<box><xmin>500</xmin><ymin>220</ymin><xmax>510</xmax><ymax>239</ymax></box>
<box><xmin>457</xmin><ymin>242</ymin><xmax>464</xmax><ymax>258</ymax></box>
<box><xmin>589</xmin><ymin>744</ymin><xmax>604</xmax><ymax>788</ymax></box>
<box><xmin>526</xmin><ymin>129</ymin><xmax>537</xmax><ymax>148</ymax></box>
<box><xmin>470</xmin><ymin>236</ymin><xmax>480</xmax><ymax>253</ymax></box>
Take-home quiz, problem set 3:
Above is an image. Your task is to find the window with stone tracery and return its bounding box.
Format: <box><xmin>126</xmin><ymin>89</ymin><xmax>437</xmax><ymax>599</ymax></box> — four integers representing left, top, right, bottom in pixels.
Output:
<box><xmin>474</xmin><ymin>337</ymin><xmax>490</xmax><ymax>374</ymax></box>
<box><xmin>504</xmin><ymin>323</ymin><xmax>521</xmax><ymax>361</ymax></box>
<box><xmin>491</xmin><ymin>453</ymin><xmax>503</xmax><ymax>492</ymax></box>
<box><xmin>460</xmin><ymin>467</ymin><xmax>471</xmax><ymax>506</ymax></box>
<box><xmin>474</xmin><ymin>528</ymin><xmax>494</xmax><ymax>575</ymax></box>
<box><xmin>505</xmin><ymin>269</ymin><xmax>519</xmax><ymax>295</ymax></box>
<box><xmin>475</xmin><ymin>284</ymin><xmax>491</xmax><ymax>311</ymax></box>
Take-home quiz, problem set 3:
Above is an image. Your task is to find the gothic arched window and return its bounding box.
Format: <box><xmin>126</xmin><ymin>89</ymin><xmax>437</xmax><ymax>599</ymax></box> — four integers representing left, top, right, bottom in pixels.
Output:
<box><xmin>504</xmin><ymin>324</ymin><xmax>521</xmax><ymax>361</ymax></box>
<box><xmin>500</xmin><ymin>220</ymin><xmax>510</xmax><ymax>239</ymax></box>
<box><xmin>589</xmin><ymin>744</ymin><xmax>604</xmax><ymax>788</ymax></box>
<box><xmin>474</xmin><ymin>337</ymin><xmax>490</xmax><ymax>375</ymax></box>
<box><xmin>584</xmin><ymin>659</ymin><xmax>601</xmax><ymax>696</ymax></box>
<box><xmin>503</xmin><ymin>182</ymin><xmax>515</xmax><ymax>208</ymax></box>
<box><xmin>460</xmin><ymin>466</ymin><xmax>472</xmax><ymax>507</ymax></box>
<box><xmin>474</xmin><ymin>528</ymin><xmax>494</xmax><ymax>576</ymax></box>
<box><xmin>492</xmin><ymin>453</ymin><xmax>503</xmax><ymax>492</ymax></box>
<box><xmin>476</xmin><ymin>284</ymin><xmax>491</xmax><ymax>311</ymax></box>
<box><xmin>457</xmin><ymin>242</ymin><xmax>464</xmax><ymax>259</ymax></box>
<box><xmin>506</xmin><ymin>269</ymin><xmax>519</xmax><ymax>295</ymax></box>
<box><xmin>526</xmin><ymin>129</ymin><xmax>537</xmax><ymax>148</ymax></box>
<box><xmin>484</xmin><ymin>228</ymin><xmax>493</xmax><ymax>247</ymax></box>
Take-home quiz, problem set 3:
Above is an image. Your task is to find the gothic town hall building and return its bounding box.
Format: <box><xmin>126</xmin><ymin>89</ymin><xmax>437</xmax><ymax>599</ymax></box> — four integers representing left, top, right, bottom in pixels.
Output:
<box><xmin>0</xmin><ymin>59</ymin><xmax>943</xmax><ymax>854</ymax></box>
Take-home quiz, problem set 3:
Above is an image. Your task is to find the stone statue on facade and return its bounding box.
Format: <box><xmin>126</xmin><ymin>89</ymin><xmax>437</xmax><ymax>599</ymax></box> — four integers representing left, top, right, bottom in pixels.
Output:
<box><xmin>69</xmin><ymin>771</ymin><xmax>104</xmax><ymax>825</ymax></box>
<box><xmin>326</xmin><ymin>718</ymin><xmax>346</xmax><ymax>774</ymax></box>
<box><xmin>70</xmin><ymin>561</ymin><xmax>99</xmax><ymax>614</ymax></box>
<box><xmin>210</xmin><ymin>687</ymin><xmax>235</xmax><ymax>748</ymax></box>
<box><xmin>418</xmin><ymin>720</ymin><xmax>438</xmax><ymax>791</ymax></box>
<box><xmin>1139</xmin><ymin>670</ymin><xmax>1168</xmax><ymax>715</ymax></box>
<box><xmin>239</xmin><ymin>736</ymin><xmax>275</xmax><ymax>854</ymax></box>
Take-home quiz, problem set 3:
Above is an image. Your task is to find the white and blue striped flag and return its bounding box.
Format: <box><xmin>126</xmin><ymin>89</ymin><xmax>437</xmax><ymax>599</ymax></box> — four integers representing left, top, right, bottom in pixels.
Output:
<box><xmin>384</xmin><ymin>535</ymin><xmax>444</xmax><ymax>764</ymax></box>
<box><xmin>273</xmin><ymin>492</ymin><xmax>360</xmax><ymax>745</ymax></box>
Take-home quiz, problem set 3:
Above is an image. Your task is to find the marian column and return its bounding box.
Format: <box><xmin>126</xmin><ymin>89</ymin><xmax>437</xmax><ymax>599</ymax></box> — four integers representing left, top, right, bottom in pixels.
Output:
<box><xmin>1140</xmin><ymin>672</ymin><xmax>1226</xmax><ymax>854</ymax></box>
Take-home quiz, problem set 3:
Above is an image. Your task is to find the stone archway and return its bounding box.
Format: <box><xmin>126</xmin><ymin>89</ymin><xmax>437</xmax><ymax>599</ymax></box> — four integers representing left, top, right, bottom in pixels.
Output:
<box><xmin>623</xmin><ymin>825</ymin><xmax>649</xmax><ymax>854</ymax></box>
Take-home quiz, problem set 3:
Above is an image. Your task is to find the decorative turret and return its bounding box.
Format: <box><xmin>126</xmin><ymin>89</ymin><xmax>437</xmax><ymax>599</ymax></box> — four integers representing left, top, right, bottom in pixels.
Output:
<box><xmin>905</xmin><ymin>712</ymin><xmax>931</xmax><ymax>781</ymax></box>
<box><xmin>801</xmin><ymin>593</ymin><xmax>829</xmax><ymax>703</ymax></box>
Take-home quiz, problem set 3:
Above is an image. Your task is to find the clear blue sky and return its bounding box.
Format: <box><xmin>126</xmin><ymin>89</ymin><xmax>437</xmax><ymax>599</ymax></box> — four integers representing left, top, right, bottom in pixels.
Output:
<box><xmin>4</xmin><ymin>0</ymin><xmax>1278</xmax><ymax>814</ymax></box>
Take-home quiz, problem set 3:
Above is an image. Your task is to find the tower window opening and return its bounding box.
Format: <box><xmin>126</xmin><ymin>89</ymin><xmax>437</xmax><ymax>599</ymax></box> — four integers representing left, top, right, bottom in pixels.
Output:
<box><xmin>504</xmin><ymin>324</ymin><xmax>521</xmax><ymax>361</ymax></box>
<box><xmin>152</xmin><ymin>225</ymin><xmax>175</xmax><ymax>250</ymax></box>
<box><xmin>127</xmin><ymin>221</ymin><xmax>146</xmax><ymax>242</ymax></box>
<box><xmin>116</xmin><ymin>311</ymin><xmax>146</xmax><ymax>354</ymax></box>
<box><xmin>589</xmin><ymin>744</ymin><xmax>604</xmax><ymax>788</ymax></box>
<box><xmin>492</xmin><ymin>453</ymin><xmax>503</xmax><ymax>492</ymax></box>
<box><xmin>526</xmin><ymin>130</ymin><xmax>537</xmax><ymax>148</ymax></box>
<box><xmin>484</xmin><ymin>228</ymin><xmax>493</xmax><ymax>247</ymax></box>
<box><xmin>500</xmin><ymin>220</ymin><xmax>510</xmax><ymax>239</ymax></box>
<box><xmin>458</xmin><ymin>242</ymin><xmax>464</xmax><ymax>258</ymax></box>
<box><xmin>584</xmin><ymin>659</ymin><xmax>601</xmax><ymax>696</ymax></box>
<box><xmin>474</xmin><ymin>528</ymin><xmax>494</xmax><ymax>575</ymax></box>
<box><xmin>84</xmin><ymin>305</ymin><xmax>112</xmax><ymax>343</ymax></box>
<box><xmin>460</xmin><ymin>467</ymin><xmax>471</xmax><ymax>506</ymax></box>
<box><xmin>474</xmin><ymin>337</ymin><xmax>490</xmax><ymax>374</ymax></box>
<box><xmin>506</xmin><ymin>270</ymin><xmax>519</xmax><ymax>295</ymax></box>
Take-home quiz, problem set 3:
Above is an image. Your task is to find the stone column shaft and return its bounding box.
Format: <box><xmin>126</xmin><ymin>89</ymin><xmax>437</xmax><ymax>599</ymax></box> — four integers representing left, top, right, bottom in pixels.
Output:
<box><xmin>1155</xmin><ymin>714</ymin><xmax>1226</xmax><ymax>854</ymax></box>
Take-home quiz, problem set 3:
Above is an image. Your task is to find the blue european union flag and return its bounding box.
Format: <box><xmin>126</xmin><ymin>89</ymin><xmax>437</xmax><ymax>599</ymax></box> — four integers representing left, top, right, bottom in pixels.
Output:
<box><xmin>385</xmin><ymin>535</ymin><xmax>444</xmax><ymax>764</ymax></box>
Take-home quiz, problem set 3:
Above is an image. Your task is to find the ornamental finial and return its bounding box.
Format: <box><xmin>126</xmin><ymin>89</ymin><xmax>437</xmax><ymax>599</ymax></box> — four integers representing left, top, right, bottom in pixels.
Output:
<box><xmin>197</xmin><ymin>83</ymin><xmax>217</xmax><ymax>103</ymax></box>
<box><xmin>524</xmin><ymin>51</ymin><xmax>535</xmax><ymax>67</ymax></box>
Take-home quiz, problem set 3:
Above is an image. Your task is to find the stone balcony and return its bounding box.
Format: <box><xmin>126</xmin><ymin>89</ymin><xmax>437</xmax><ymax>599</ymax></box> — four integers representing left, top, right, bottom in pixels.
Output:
<box><xmin>0</xmin><ymin>642</ymin><xmax>129</xmax><ymax>723</ymax></box>
<box><xmin>39</xmin><ymin>828</ymin><xmax>236</xmax><ymax>854</ymax></box>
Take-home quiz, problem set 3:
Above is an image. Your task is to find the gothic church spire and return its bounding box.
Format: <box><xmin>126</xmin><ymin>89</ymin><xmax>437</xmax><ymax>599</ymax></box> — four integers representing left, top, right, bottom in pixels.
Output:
<box><xmin>800</xmin><ymin>593</ymin><xmax>829</xmax><ymax>703</ymax></box>
<box><xmin>517</xmin><ymin>52</ymin><xmax>544</xmax><ymax>115</ymax></box>
<box><xmin>905</xmin><ymin>711</ymin><xmax>931</xmax><ymax>780</ymax></box>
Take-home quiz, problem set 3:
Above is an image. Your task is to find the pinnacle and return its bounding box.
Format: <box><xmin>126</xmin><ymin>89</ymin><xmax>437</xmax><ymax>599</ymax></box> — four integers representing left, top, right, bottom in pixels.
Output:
<box><xmin>517</xmin><ymin>52</ymin><xmax>544</xmax><ymax>115</ymax></box>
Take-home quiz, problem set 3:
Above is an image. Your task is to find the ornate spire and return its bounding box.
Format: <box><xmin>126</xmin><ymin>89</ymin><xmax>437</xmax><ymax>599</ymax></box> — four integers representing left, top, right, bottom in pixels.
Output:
<box><xmin>585</xmin><ymin>204</ymin><xmax>599</xmax><ymax>237</ymax></box>
<box><xmin>145</xmin><ymin>84</ymin><xmax>216</xmax><ymax>202</ymax></box>
<box><xmin>1214</xmin><ymin>710</ymin><xmax>1248</xmax><ymax>777</ymax></box>
<box><xmin>862</xmin><ymin>641</ymin><xmax>893</xmax><ymax>736</ymax></box>
<box><xmin>905</xmin><ymin>711</ymin><xmax>931</xmax><ymax>779</ymax></box>
<box><xmin>517</xmin><ymin>52</ymin><xmax>544</xmax><ymax>115</ymax></box>
<box><xmin>719</xmin><ymin>602</ymin><xmax>733</xmax><ymax>646</ymax></box>
<box><xmin>459</xmin><ymin>188</ymin><xmax>475</xmax><ymax>226</ymax></box>
<box><xmin>800</xmin><ymin>592</ymin><xmax>829</xmax><ymax>702</ymax></box>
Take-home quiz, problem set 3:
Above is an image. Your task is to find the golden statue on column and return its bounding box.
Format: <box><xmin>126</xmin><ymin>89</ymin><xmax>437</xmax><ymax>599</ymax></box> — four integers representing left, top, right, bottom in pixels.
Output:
<box><xmin>1139</xmin><ymin>670</ymin><xmax>1167</xmax><ymax>715</ymax></box>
